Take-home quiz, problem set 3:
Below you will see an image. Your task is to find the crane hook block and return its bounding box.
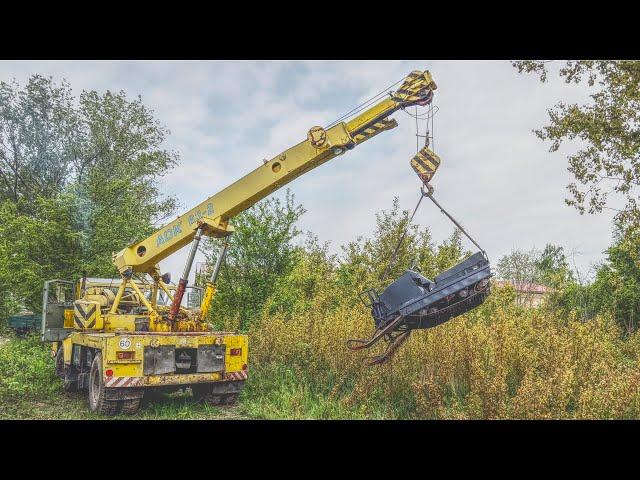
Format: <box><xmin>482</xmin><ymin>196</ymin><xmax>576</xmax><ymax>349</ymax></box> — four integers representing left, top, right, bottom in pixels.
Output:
<box><xmin>410</xmin><ymin>145</ymin><xmax>441</xmax><ymax>185</ymax></box>
<box><xmin>392</xmin><ymin>70</ymin><xmax>438</xmax><ymax>108</ymax></box>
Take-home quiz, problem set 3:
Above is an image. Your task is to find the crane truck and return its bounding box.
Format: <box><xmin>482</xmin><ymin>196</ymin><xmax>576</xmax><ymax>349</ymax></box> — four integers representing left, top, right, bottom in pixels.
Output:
<box><xmin>41</xmin><ymin>69</ymin><xmax>442</xmax><ymax>415</ymax></box>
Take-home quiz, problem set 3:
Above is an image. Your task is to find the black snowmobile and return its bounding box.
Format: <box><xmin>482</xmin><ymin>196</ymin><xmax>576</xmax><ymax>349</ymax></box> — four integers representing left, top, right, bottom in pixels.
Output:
<box><xmin>347</xmin><ymin>185</ymin><xmax>492</xmax><ymax>365</ymax></box>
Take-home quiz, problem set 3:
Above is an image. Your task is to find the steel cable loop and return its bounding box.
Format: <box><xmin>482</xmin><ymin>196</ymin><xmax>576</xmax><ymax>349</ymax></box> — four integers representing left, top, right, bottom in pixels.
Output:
<box><xmin>421</xmin><ymin>185</ymin><xmax>487</xmax><ymax>259</ymax></box>
<box><xmin>379</xmin><ymin>190</ymin><xmax>427</xmax><ymax>282</ymax></box>
<box><xmin>324</xmin><ymin>76</ymin><xmax>406</xmax><ymax>129</ymax></box>
<box><xmin>379</xmin><ymin>182</ymin><xmax>488</xmax><ymax>285</ymax></box>
<box><xmin>325</xmin><ymin>90</ymin><xmax>394</xmax><ymax>129</ymax></box>
<box><xmin>379</xmin><ymin>99</ymin><xmax>441</xmax><ymax>283</ymax></box>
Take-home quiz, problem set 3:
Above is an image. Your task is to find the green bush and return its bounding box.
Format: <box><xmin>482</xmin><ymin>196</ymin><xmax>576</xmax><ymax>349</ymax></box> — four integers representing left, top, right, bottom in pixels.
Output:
<box><xmin>0</xmin><ymin>334</ymin><xmax>59</xmax><ymax>402</ymax></box>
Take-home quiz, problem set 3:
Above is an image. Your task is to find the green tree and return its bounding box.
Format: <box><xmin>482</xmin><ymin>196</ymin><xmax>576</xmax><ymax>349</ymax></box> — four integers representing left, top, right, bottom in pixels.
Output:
<box><xmin>513</xmin><ymin>60</ymin><xmax>640</xmax><ymax>226</ymax></box>
<box><xmin>551</xmin><ymin>225</ymin><xmax>640</xmax><ymax>332</ymax></box>
<box><xmin>497</xmin><ymin>244</ymin><xmax>572</xmax><ymax>287</ymax></box>
<box><xmin>496</xmin><ymin>248</ymin><xmax>542</xmax><ymax>284</ymax></box>
<box><xmin>72</xmin><ymin>90</ymin><xmax>178</xmax><ymax>275</ymax></box>
<box><xmin>266</xmin><ymin>234</ymin><xmax>338</xmax><ymax>317</ymax></box>
<box><xmin>200</xmin><ymin>190</ymin><xmax>305</xmax><ymax>330</ymax></box>
<box><xmin>0</xmin><ymin>75</ymin><xmax>178</xmax><ymax>320</ymax></box>
<box><xmin>596</xmin><ymin>224</ymin><xmax>640</xmax><ymax>332</ymax></box>
<box><xmin>338</xmin><ymin>196</ymin><xmax>470</xmax><ymax>293</ymax></box>
<box><xmin>0</xmin><ymin>75</ymin><xmax>79</xmax><ymax>210</ymax></box>
<box><xmin>0</xmin><ymin>197</ymin><xmax>81</xmax><ymax>313</ymax></box>
<box><xmin>339</xmin><ymin>197</ymin><xmax>421</xmax><ymax>292</ymax></box>
<box><xmin>536</xmin><ymin>244</ymin><xmax>573</xmax><ymax>288</ymax></box>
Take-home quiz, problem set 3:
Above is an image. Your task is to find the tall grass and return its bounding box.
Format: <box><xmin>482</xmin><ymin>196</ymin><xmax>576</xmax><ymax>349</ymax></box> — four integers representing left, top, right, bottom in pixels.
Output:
<box><xmin>3</xmin><ymin>285</ymin><xmax>640</xmax><ymax>419</ymax></box>
<box><xmin>246</xmin><ymin>285</ymin><xmax>640</xmax><ymax>419</ymax></box>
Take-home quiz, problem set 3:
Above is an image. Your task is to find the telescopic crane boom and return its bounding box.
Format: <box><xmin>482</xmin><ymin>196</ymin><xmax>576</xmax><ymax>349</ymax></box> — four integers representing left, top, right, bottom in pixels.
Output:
<box><xmin>46</xmin><ymin>68</ymin><xmax>444</xmax><ymax>416</ymax></box>
<box><xmin>111</xmin><ymin>70</ymin><xmax>441</xmax><ymax>330</ymax></box>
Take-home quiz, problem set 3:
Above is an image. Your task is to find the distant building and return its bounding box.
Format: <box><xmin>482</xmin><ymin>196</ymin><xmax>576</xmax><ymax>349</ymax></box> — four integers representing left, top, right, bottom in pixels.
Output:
<box><xmin>494</xmin><ymin>280</ymin><xmax>554</xmax><ymax>308</ymax></box>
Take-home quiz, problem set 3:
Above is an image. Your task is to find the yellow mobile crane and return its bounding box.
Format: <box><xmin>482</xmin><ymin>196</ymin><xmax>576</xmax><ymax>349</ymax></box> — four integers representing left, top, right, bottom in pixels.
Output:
<box><xmin>42</xmin><ymin>69</ymin><xmax>441</xmax><ymax>415</ymax></box>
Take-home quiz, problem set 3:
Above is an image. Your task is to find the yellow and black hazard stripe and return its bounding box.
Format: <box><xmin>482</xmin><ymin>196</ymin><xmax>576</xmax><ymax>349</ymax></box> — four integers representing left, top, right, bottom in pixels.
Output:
<box><xmin>410</xmin><ymin>146</ymin><xmax>441</xmax><ymax>184</ymax></box>
<box><xmin>352</xmin><ymin>118</ymin><xmax>398</xmax><ymax>145</ymax></box>
<box><xmin>393</xmin><ymin>70</ymin><xmax>437</xmax><ymax>106</ymax></box>
<box><xmin>74</xmin><ymin>301</ymin><xmax>98</xmax><ymax>329</ymax></box>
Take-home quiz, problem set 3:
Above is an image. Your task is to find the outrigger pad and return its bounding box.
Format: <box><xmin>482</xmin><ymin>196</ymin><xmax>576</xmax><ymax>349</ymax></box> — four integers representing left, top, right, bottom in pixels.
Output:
<box><xmin>364</xmin><ymin>251</ymin><xmax>492</xmax><ymax>331</ymax></box>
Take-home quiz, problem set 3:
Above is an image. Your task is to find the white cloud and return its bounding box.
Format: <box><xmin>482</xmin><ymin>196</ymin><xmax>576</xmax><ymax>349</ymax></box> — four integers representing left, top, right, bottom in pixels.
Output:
<box><xmin>0</xmin><ymin>60</ymin><xmax>615</xmax><ymax>282</ymax></box>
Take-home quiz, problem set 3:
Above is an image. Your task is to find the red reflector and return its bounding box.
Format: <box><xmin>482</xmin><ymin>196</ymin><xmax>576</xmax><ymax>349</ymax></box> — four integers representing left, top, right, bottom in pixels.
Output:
<box><xmin>242</xmin><ymin>364</ymin><xmax>248</xmax><ymax>371</ymax></box>
<box><xmin>116</xmin><ymin>351</ymin><xmax>135</xmax><ymax>360</ymax></box>
<box><xmin>230</xmin><ymin>348</ymin><xmax>242</xmax><ymax>356</ymax></box>
<box><xmin>105</xmin><ymin>369</ymin><xmax>114</xmax><ymax>377</ymax></box>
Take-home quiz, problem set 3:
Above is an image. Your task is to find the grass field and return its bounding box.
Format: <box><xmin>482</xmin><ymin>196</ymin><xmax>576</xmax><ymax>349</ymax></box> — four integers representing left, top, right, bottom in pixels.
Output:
<box><xmin>0</xmin><ymin>333</ymin><xmax>375</xmax><ymax>420</ymax></box>
<box><xmin>4</xmin><ymin>287</ymin><xmax>640</xmax><ymax>420</ymax></box>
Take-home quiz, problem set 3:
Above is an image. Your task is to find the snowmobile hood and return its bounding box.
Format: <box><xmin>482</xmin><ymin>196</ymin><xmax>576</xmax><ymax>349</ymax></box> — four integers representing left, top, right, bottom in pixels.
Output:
<box><xmin>377</xmin><ymin>270</ymin><xmax>434</xmax><ymax>315</ymax></box>
<box><xmin>375</xmin><ymin>252</ymin><xmax>491</xmax><ymax>319</ymax></box>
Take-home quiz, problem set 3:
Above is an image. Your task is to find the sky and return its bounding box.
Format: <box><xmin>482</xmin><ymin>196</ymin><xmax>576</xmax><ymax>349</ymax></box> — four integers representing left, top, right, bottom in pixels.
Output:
<box><xmin>0</xmin><ymin>60</ymin><xmax>617</xmax><ymax>282</ymax></box>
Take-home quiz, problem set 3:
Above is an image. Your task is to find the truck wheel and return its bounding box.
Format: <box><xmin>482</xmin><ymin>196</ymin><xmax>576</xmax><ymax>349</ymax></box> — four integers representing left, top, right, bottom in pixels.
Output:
<box><xmin>223</xmin><ymin>393</ymin><xmax>239</xmax><ymax>405</ymax></box>
<box><xmin>88</xmin><ymin>352</ymin><xmax>120</xmax><ymax>416</ymax></box>
<box><xmin>57</xmin><ymin>346</ymin><xmax>78</xmax><ymax>392</ymax></box>
<box><xmin>63</xmin><ymin>375</ymin><xmax>78</xmax><ymax>392</ymax></box>
<box><xmin>191</xmin><ymin>384</ymin><xmax>226</xmax><ymax>405</ymax></box>
<box><xmin>190</xmin><ymin>383</ymin><xmax>213</xmax><ymax>403</ymax></box>
<box><xmin>121</xmin><ymin>398</ymin><xmax>141</xmax><ymax>415</ymax></box>
<box><xmin>55</xmin><ymin>347</ymin><xmax>65</xmax><ymax>380</ymax></box>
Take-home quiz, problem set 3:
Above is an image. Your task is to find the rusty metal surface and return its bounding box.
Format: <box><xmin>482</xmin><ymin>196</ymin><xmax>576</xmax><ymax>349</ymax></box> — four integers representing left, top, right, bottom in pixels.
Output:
<box><xmin>104</xmin><ymin>387</ymin><xmax>144</xmax><ymax>401</ymax></box>
<box><xmin>143</xmin><ymin>345</ymin><xmax>176</xmax><ymax>375</ymax></box>
<box><xmin>144</xmin><ymin>372</ymin><xmax>223</xmax><ymax>386</ymax></box>
<box><xmin>196</xmin><ymin>344</ymin><xmax>226</xmax><ymax>373</ymax></box>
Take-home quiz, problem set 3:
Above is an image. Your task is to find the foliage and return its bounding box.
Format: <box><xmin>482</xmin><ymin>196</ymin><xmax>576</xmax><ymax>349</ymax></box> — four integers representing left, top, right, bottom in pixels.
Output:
<box><xmin>247</xmin><ymin>262</ymin><xmax>640</xmax><ymax>419</ymax></box>
<box><xmin>5</xmin><ymin>69</ymin><xmax>640</xmax><ymax>420</ymax></box>
<box><xmin>72</xmin><ymin>89</ymin><xmax>178</xmax><ymax>276</ymax></box>
<box><xmin>497</xmin><ymin>248</ymin><xmax>543</xmax><ymax>284</ymax></box>
<box><xmin>0</xmin><ymin>197</ymin><xmax>81</xmax><ymax>313</ymax></box>
<box><xmin>513</xmin><ymin>60</ymin><xmax>640</xmax><ymax>227</ymax></box>
<box><xmin>497</xmin><ymin>244</ymin><xmax>572</xmax><ymax>289</ymax></box>
<box><xmin>0</xmin><ymin>75</ymin><xmax>78</xmax><ymax>209</ymax></box>
<box><xmin>0</xmin><ymin>333</ymin><xmax>61</xmax><ymax>405</ymax></box>
<box><xmin>0</xmin><ymin>75</ymin><xmax>177</xmax><ymax>319</ymax></box>
<box><xmin>200</xmin><ymin>190</ymin><xmax>305</xmax><ymax>330</ymax></box>
<box><xmin>5</xmin><ymin>194</ymin><xmax>640</xmax><ymax>419</ymax></box>
<box><xmin>265</xmin><ymin>234</ymin><xmax>339</xmax><ymax>319</ymax></box>
<box><xmin>338</xmin><ymin>196</ymin><xmax>469</xmax><ymax>295</ymax></box>
<box><xmin>6</xmin><ymin>292</ymin><xmax>640</xmax><ymax>420</ymax></box>
<box><xmin>553</xmin><ymin>224</ymin><xmax>640</xmax><ymax>333</ymax></box>
<box><xmin>233</xmin><ymin>201</ymin><xmax>640</xmax><ymax>419</ymax></box>
<box><xmin>536</xmin><ymin>243</ymin><xmax>573</xmax><ymax>288</ymax></box>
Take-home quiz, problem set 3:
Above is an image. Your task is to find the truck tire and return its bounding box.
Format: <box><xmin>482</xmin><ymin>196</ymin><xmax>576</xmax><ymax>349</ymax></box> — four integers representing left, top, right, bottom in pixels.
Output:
<box><xmin>190</xmin><ymin>383</ymin><xmax>213</xmax><ymax>402</ymax></box>
<box><xmin>56</xmin><ymin>346</ymin><xmax>78</xmax><ymax>392</ymax></box>
<box><xmin>121</xmin><ymin>398</ymin><xmax>141</xmax><ymax>415</ymax></box>
<box><xmin>223</xmin><ymin>393</ymin><xmax>239</xmax><ymax>405</ymax></box>
<box><xmin>55</xmin><ymin>347</ymin><xmax>65</xmax><ymax>380</ymax></box>
<box><xmin>63</xmin><ymin>375</ymin><xmax>78</xmax><ymax>392</ymax></box>
<box><xmin>88</xmin><ymin>352</ymin><xmax>120</xmax><ymax>416</ymax></box>
<box><xmin>191</xmin><ymin>384</ymin><xmax>225</xmax><ymax>405</ymax></box>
